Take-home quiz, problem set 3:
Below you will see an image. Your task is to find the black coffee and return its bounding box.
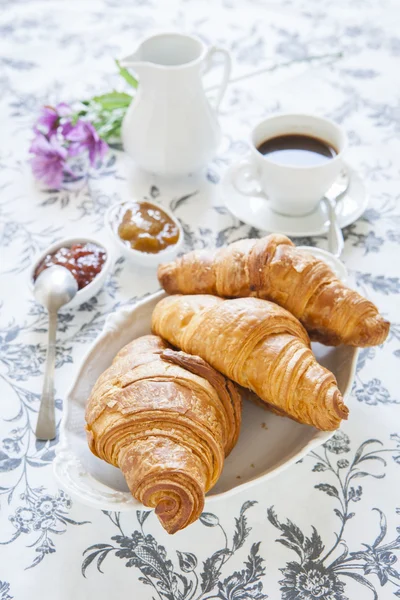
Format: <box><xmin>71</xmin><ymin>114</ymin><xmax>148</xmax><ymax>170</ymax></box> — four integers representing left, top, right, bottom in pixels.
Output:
<box><xmin>257</xmin><ymin>134</ymin><xmax>337</xmax><ymax>167</ymax></box>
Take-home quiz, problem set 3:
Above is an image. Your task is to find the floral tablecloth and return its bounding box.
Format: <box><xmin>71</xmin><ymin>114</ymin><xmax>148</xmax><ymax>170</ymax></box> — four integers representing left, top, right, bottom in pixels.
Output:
<box><xmin>1</xmin><ymin>0</ymin><xmax>399</xmax><ymax>599</ymax></box>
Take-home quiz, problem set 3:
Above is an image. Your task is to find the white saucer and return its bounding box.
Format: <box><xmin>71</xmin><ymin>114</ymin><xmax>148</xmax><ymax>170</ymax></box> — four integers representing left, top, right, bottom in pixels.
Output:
<box><xmin>222</xmin><ymin>162</ymin><xmax>367</xmax><ymax>237</ymax></box>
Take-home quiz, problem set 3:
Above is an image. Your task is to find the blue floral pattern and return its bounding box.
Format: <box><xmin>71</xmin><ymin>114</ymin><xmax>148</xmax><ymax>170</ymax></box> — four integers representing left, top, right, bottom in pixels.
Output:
<box><xmin>0</xmin><ymin>0</ymin><xmax>399</xmax><ymax>598</ymax></box>
<box><xmin>268</xmin><ymin>436</ymin><xmax>400</xmax><ymax>598</ymax></box>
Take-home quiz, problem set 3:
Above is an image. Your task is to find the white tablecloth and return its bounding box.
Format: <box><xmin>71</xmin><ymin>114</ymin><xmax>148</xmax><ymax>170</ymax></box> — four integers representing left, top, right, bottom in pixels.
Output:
<box><xmin>1</xmin><ymin>1</ymin><xmax>399</xmax><ymax>599</ymax></box>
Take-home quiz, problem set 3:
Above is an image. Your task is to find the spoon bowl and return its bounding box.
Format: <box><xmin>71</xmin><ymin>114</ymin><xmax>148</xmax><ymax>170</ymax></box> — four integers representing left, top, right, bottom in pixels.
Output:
<box><xmin>34</xmin><ymin>265</ymin><xmax>79</xmax><ymax>312</ymax></box>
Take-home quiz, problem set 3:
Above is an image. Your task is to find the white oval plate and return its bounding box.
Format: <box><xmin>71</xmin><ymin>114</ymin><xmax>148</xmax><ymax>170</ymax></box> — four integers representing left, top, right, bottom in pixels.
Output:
<box><xmin>54</xmin><ymin>289</ymin><xmax>358</xmax><ymax>510</ymax></box>
<box><xmin>222</xmin><ymin>162</ymin><xmax>367</xmax><ymax>237</ymax></box>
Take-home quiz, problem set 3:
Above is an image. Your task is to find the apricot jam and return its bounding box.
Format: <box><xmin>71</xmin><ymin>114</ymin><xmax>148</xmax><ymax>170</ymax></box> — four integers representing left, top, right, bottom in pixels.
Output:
<box><xmin>117</xmin><ymin>202</ymin><xmax>180</xmax><ymax>254</ymax></box>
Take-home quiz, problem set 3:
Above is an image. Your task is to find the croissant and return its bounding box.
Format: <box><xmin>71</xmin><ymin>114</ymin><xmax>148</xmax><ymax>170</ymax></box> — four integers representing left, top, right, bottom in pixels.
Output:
<box><xmin>85</xmin><ymin>335</ymin><xmax>241</xmax><ymax>534</ymax></box>
<box><xmin>158</xmin><ymin>234</ymin><xmax>389</xmax><ymax>347</ymax></box>
<box><xmin>152</xmin><ymin>295</ymin><xmax>349</xmax><ymax>431</ymax></box>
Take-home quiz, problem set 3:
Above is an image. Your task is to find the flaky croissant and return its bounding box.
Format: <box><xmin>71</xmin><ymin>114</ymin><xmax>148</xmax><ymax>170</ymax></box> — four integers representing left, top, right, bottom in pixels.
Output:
<box><xmin>158</xmin><ymin>234</ymin><xmax>389</xmax><ymax>347</ymax></box>
<box><xmin>85</xmin><ymin>335</ymin><xmax>241</xmax><ymax>534</ymax></box>
<box><xmin>152</xmin><ymin>295</ymin><xmax>349</xmax><ymax>431</ymax></box>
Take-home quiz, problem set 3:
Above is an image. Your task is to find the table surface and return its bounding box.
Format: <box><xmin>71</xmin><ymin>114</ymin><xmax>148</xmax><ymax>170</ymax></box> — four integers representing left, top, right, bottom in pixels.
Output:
<box><xmin>1</xmin><ymin>0</ymin><xmax>400</xmax><ymax>599</ymax></box>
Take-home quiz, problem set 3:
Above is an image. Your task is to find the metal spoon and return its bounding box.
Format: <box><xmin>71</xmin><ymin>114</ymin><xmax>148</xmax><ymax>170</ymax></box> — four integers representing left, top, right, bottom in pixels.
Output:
<box><xmin>323</xmin><ymin>169</ymin><xmax>350</xmax><ymax>258</ymax></box>
<box><xmin>34</xmin><ymin>266</ymin><xmax>78</xmax><ymax>441</ymax></box>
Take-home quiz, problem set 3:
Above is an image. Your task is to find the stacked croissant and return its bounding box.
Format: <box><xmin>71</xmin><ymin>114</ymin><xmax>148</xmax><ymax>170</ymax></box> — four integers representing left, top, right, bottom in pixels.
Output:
<box><xmin>86</xmin><ymin>234</ymin><xmax>389</xmax><ymax>533</ymax></box>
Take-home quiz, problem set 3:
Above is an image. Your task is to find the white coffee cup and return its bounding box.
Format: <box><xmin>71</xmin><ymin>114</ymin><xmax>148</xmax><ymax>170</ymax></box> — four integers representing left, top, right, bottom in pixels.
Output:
<box><xmin>232</xmin><ymin>113</ymin><xmax>347</xmax><ymax>217</ymax></box>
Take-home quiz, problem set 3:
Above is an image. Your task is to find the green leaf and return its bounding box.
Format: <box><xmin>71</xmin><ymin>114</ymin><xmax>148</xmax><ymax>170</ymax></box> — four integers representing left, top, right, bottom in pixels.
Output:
<box><xmin>91</xmin><ymin>91</ymin><xmax>132</xmax><ymax>110</ymax></box>
<box><xmin>115</xmin><ymin>59</ymin><xmax>139</xmax><ymax>89</ymax></box>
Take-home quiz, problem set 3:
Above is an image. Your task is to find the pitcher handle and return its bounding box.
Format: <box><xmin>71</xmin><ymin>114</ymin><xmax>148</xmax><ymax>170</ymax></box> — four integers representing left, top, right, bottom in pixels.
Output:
<box><xmin>204</xmin><ymin>46</ymin><xmax>231</xmax><ymax>110</ymax></box>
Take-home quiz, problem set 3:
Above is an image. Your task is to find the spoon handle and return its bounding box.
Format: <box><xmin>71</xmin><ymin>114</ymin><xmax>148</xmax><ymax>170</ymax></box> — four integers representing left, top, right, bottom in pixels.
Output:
<box><xmin>36</xmin><ymin>310</ymin><xmax>58</xmax><ymax>440</ymax></box>
<box><xmin>326</xmin><ymin>197</ymin><xmax>344</xmax><ymax>258</ymax></box>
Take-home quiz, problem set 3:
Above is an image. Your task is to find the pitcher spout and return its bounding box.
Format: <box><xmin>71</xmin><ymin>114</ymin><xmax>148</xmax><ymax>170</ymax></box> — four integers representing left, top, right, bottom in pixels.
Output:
<box><xmin>119</xmin><ymin>33</ymin><xmax>207</xmax><ymax>71</ymax></box>
<box><xmin>119</xmin><ymin>49</ymin><xmax>144</xmax><ymax>70</ymax></box>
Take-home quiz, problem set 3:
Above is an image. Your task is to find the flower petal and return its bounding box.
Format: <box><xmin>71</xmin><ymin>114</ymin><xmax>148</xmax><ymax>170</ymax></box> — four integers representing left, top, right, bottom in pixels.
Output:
<box><xmin>56</xmin><ymin>102</ymin><xmax>72</xmax><ymax>116</ymax></box>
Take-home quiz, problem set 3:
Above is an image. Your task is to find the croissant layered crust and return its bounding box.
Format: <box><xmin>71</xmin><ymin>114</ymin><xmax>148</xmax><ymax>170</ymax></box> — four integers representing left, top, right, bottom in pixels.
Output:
<box><xmin>85</xmin><ymin>335</ymin><xmax>241</xmax><ymax>533</ymax></box>
<box><xmin>152</xmin><ymin>295</ymin><xmax>349</xmax><ymax>431</ymax></box>
<box><xmin>157</xmin><ymin>234</ymin><xmax>390</xmax><ymax>347</ymax></box>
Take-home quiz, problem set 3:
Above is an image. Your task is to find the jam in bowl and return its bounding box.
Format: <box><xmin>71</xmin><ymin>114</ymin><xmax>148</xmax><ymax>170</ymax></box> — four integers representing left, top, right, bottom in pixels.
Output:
<box><xmin>34</xmin><ymin>242</ymin><xmax>107</xmax><ymax>290</ymax></box>
<box><xmin>105</xmin><ymin>200</ymin><xmax>183</xmax><ymax>267</ymax></box>
<box><xmin>30</xmin><ymin>237</ymin><xmax>112</xmax><ymax>309</ymax></box>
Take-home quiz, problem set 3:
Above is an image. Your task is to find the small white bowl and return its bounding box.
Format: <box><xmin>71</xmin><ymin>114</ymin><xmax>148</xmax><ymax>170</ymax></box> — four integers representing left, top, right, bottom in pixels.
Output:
<box><xmin>29</xmin><ymin>237</ymin><xmax>113</xmax><ymax>309</ymax></box>
<box><xmin>297</xmin><ymin>246</ymin><xmax>348</xmax><ymax>282</ymax></box>
<box><xmin>105</xmin><ymin>200</ymin><xmax>184</xmax><ymax>268</ymax></box>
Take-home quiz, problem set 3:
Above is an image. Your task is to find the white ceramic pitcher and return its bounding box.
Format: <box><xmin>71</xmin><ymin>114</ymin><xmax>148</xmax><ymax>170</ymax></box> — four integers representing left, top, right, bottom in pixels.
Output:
<box><xmin>120</xmin><ymin>33</ymin><xmax>231</xmax><ymax>177</ymax></box>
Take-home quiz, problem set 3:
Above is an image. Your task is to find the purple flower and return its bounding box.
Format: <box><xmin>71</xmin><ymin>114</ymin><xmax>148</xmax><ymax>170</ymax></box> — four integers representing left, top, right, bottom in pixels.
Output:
<box><xmin>35</xmin><ymin>103</ymin><xmax>71</xmax><ymax>137</ymax></box>
<box><xmin>63</xmin><ymin>119</ymin><xmax>108</xmax><ymax>166</ymax></box>
<box><xmin>29</xmin><ymin>134</ymin><xmax>69</xmax><ymax>188</ymax></box>
<box><xmin>30</xmin><ymin>102</ymin><xmax>107</xmax><ymax>188</ymax></box>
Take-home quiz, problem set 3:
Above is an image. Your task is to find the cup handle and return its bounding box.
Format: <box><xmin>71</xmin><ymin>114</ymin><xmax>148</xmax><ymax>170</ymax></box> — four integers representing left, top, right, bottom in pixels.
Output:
<box><xmin>231</xmin><ymin>159</ymin><xmax>266</xmax><ymax>198</ymax></box>
<box><xmin>203</xmin><ymin>46</ymin><xmax>231</xmax><ymax>110</ymax></box>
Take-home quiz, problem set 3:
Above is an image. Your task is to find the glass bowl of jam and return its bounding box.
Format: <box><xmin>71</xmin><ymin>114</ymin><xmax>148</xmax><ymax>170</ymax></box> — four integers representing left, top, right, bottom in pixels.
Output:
<box><xmin>29</xmin><ymin>237</ymin><xmax>112</xmax><ymax>309</ymax></box>
<box><xmin>105</xmin><ymin>200</ymin><xmax>184</xmax><ymax>267</ymax></box>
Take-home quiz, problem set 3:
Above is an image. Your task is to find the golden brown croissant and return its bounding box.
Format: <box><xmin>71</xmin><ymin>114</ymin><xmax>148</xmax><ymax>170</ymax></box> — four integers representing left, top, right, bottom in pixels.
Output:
<box><xmin>85</xmin><ymin>335</ymin><xmax>241</xmax><ymax>534</ymax></box>
<box><xmin>158</xmin><ymin>234</ymin><xmax>389</xmax><ymax>347</ymax></box>
<box><xmin>152</xmin><ymin>295</ymin><xmax>349</xmax><ymax>431</ymax></box>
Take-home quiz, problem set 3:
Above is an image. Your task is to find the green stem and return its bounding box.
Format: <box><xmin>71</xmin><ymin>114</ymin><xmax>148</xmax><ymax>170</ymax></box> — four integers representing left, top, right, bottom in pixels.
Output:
<box><xmin>206</xmin><ymin>51</ymin><xmax>344</xmax><ymax>92</ymax></box>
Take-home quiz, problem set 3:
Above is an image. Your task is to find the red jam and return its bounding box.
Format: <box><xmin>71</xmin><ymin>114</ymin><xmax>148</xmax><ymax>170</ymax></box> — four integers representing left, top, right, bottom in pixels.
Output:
<box><xmin>34</xmin><ymin>243</ymin><xmax>106</xmax><ymax>290</ymax></box>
